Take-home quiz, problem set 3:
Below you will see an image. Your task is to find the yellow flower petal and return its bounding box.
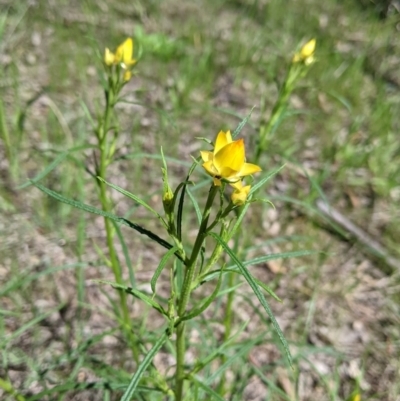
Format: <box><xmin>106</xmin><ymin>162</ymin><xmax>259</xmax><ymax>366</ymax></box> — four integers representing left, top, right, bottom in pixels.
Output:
<box><xmin>231</xmin><ymin>183</ymin><xmax>251</xmax><ymax>205</ymax></box>
<box><xmin>293</xmin><ymin>39</ymin><xmax>316</xmax><ymax>64</ymax></box>
<box><xmin>104</xmin><ymin>48</ymin><xmax>115</xmax><ymax>66</ymax></box>
<box><xmin>200</xmin><ymin>130</ymin><xmax>261</xmax><ymax>186</ymax></box>
<box><xmin>115</xmin><ymin>38</ymin><xmax>132</xmax><ymax>63</ymax></box>
<box><xmin>300</xmin><ymin>39</ymin><xmax>316</xmax><ymax>59</ymax></box>
<box><xmin>123</xmin><ymin>70</ymin><xmax>132</xmax><ymax>82</ymax></box>
<box><xmin>239</xmin><ymin>162</ymin><xmax>262</xmax><ymax>176</ymax></box>
<box><xmin>200</xmin><ymin>150</ymin><xmax>213</xmax><ymax>162</ymax></box>
<box><xmin>213</xmin><ymin>139</ymin><xmax>245</xmax><ymax>173</ymax></box>
<box><xmin>202</xmin><ymin>160</ymin><xmax>217</xmax><ymax>176</ymax></box>
<box><xmin>214</xmin><ymin>130</ymin><xmax>232</xmax><ymax>153</ymax></box>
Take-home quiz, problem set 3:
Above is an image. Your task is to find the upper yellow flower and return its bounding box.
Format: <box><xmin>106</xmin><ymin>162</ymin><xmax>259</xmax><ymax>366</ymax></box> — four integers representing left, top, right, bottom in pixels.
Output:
<box><xmin>104</xmin><ymin>38</ymin><xmax>137</xmax><ymax>68</ymax></box>
<box><xmin>230</xmin><ymin>181</ymin><xmax>251</xmax><ymax>205</ymax></box>
<box><xmin>292</xmin><ymin>39</ymin><xmax>316</xmax><ymax>65</ymax></box>
<box><xmin>200</xmin><ymin>130</ymin><xmax>261</xmax><ymax>186</ymax></box>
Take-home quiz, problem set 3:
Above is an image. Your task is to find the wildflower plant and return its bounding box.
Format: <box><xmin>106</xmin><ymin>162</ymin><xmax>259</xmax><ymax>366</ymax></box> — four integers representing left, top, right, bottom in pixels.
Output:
<box><xmin>28</xmin><ymin>36</ymin><xmax>316</xmax><ymax>400</ymax></box>
<box><xmin>256</xmin><ymin>39</ymin><xmax>316</xmax><ymax>161</ymax></box>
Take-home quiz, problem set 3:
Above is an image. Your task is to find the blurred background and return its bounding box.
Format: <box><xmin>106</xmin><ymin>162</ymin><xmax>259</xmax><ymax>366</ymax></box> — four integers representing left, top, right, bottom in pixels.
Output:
<box><xmin>0</xmin><ymin>0</ymin><xmax>399</xmax><ymax>400</ymax></box>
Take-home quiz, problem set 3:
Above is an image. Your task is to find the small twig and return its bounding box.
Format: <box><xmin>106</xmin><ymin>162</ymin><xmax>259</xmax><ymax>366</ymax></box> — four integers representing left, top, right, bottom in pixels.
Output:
<box><xmin>316</xmin><ymin>199</ymin><xmax>400</xmax><ymax>274</ymax></box>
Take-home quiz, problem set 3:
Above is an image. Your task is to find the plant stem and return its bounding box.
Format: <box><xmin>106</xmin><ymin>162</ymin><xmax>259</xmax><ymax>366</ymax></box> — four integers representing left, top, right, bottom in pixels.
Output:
<box><xmin>217</xmin><ymin>223</ymin><xmax>241</xmax><ymax>396</ymax></box>
<box><xmin>97</xmin><ymin>88</ymin><xmax>139</xmax><ymax>363</ymax></box>
<box><xmin>175</xmin><ymin>185</ymin><xmax>219</xmax><ymax>400</ymax></box>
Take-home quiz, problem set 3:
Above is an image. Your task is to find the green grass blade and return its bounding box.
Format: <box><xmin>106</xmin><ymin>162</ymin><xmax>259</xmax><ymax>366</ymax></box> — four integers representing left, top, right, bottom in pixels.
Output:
<box><xmin>95</xmin><ymin>280</ymin><xmax>167</xmax><ymax>316</ymax></box>
<box><xmin>190</xmin><ymin>376</ymin><xmax>226</xmax><ymax>401</ymax></box>
<box><xmin>18</xmin><ymin>144</ymin><xmax>96</xmax><ymax>189</ymax></box>
<box><xmin>232</xmin><ymin>106</ymin><xmax>255</xmax><ymax>139</ymax></box>
<box><xmin>177</xmin><ymin>181</ymin><xmax>187</xmax><ymax>242</ymax></box>
<box><xmin>179</xmin><ymin>271</ymin><xmax>223</xmax><ymax>322</ymax></box>
<box><xmin>114</xmin><ymin>222</ymin><xmax>136</xmax><ymax>288</ymax></box>
<box><xmin>208</xmin><ymin>232</ymin><xmax>293</xmax><ymax>367</ymax></box>
<box><xmin>1</xmin><ymin>305</ymin><xmax>65</xmax><ymax>348</ymax></box>
<box><xmin>120</xmin><ymin>330</ymin><xmax>169</xmax><ymax>401</ymax></box>
<box><xmin>200</xmin><ymin>250</ymin><xmax>318</xmax><ymax>286</ymax></box>
<box><xmin>0</xmin><ymin>263</ymin><xmax>87</xmax><ymax>297</ymax></box>
<box><xmin>32</xmin><ymin>182</ymin><xmax>179</xmax><ymax>256</ymax></box>
<box><xmin>151</xmin><ymin>246</ymin><xmax>179</xmax><ymax>293</ymax></box>
<box><xmin>97</xmin><ymin>177</ymin><xmax>166</xmax><ymax>226</ymax></box>
<box><xmin>249</xmin><ymin>164</ymin><xmax>286</xmax><ymax>195</ymax></box>
<box><xmin>205</xmin><ymin>337</ymin><xmax>261</xmax><ymax>384</ymax></box>
<box><xmin>186</xmin><ymin>188</ymin><xmax>202</xmax><ymax>224</ymax></box>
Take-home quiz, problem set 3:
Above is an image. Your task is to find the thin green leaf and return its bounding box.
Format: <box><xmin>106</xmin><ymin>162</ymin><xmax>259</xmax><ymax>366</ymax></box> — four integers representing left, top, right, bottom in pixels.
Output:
<box><xmin>32</xmin><ymin>182</ymin><xmax>182</xmax><ymax>259</ymax></box>
<box><xmin>177</xmin><ymin>179</ymin><xmax>187</xmax><ymax>242</ymax></box>
<box><xmin>227</xmin><ymin>202</ymin><xmax>251</xmax><ymax>240</ymax></box>
<box><xmin>190</xmin><ymin>376</ymin><xmax>226</xmax><ymax>401</ymax></box>
<box><xmin>114</xmin><ymin>222</ymin><xmax>136</xmax><ymax>288</ymax></box>
<box><xmin>186</xmin><ymin>188</ymin><xmax>202</xmax><ymax>224</ymax></box>
<box><xmin>121</xmin><ymin>330</ymin><xmax>169</xmax><ymax>401</ymax></box>
<box><xmin>201</xmin><ymin>250</ymin><xmax>318</xmax><ymax>291</ymax></box>
<box><xmin>253</xmin><ymin>278</ymin><xmax>282</xmax><ymax>302</ymax></box>
<box><xmin>0</xmin><ymin>263</ymin><xmax>87</xmax><ymax>297</ymax></box>
<box><xmin>208</xmin><ymin>232</ymin><xmax>293</xmax><ymax>367</ymax></box>
<box><xmin>206</xmin><ymin>336</ymin><xmax>261</xmax><ymax>384</ymax></box>
<box><xmin>18</xmin><ymin>144</ymin><xmax>96</xmax><ymax>189</ymax></box>
<box><xmin>269</xmin><ymin>194</ymin><xmax>347</xmax><ymax>236</ymax></box>
<box><xmin>232</xmin><ymin>106</ymin><xmax>256</xmax><ymax>139</ymax></box>
<box><xmin>0</xmin><ymin>306</ymin><xmax>65</xmax><ymax>348</ymax></box>
<box><xmin>249</xmin><ymin>164</ymin><xmax>286</xmax><ymax>195</ymax></box>
<box><xmin>94</xmin><ymin>280</ymin><xmax>167</xmax><ymax>316</ymax></box>
<box><xmin>178</xmin><ymin>271</ymin><xmax>223</xmax><ymax>323</ymax></box>
<box><xmin>191</xmin><ymin>320</ymin><xmax>250</xmax><ymax>375</ymax></box>
<box><xmin>252</xmin><ymin>365</ymin><xmax>294</xmax><ymax>401</ymax></box>
<box><xmin>151</xmin><ymin>246</ymin><xmax>179</xmax><ymax>293</ymax></box>
<box><xmin>97</xmin><ymin>177</ymin><xmax>166</xmax><ymax>227</ymax></box>
<box><xmin>79</xmin><ymin>98</ymin><xmax>97</xmax><ymax>129</ymax></box>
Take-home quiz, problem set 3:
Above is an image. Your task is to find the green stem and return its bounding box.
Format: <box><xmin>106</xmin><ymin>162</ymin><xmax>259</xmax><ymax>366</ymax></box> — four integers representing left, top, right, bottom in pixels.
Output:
<box><xmin>97</xmin><ymin>88</ymin><xmax>139</xmax><ymax>363</ymax></box>
<box><xmin>256</xmin><ymin>64</ymin><xmax>302</xmax><ymax>163</ymax></box>
<box><xmin>217</xmin><ymin>246</ymin><xmax>237</xmax><ymax>396</ymax></box>
<box><xmin>256</xmin><ymin>88</ymin><xmax>290</xmax><ymax>163</ymax></box>
<box><xmin>175</xmin><ymin>185</ymin><xmax>219</xmax><ymax>400</ymax></box>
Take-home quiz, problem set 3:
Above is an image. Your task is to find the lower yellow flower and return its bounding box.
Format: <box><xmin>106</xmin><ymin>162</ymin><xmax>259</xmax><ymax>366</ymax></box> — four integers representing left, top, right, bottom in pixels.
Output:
<box><xmin>104</xmin><ymin>38</ymin><xmax>137</xmax><ymax>68</ymax></box>
<box><xmin>201</xmin><ymin>130</ymin><xmax>261</xmax><ymax>186</ymax></box>
<box><xmin>123</xmin><ymin>70</ymin><xmax>132</xmax><ymax>82</ymax></box>
<box><xmin>230</xmin><ymin>181</ymin><xmax>251</xmax><ymax>205</ymax></box>
<box><xmin>292</xmin><ymin>38</ymin><xmax>316</xmax><ymax>65</ymax></box>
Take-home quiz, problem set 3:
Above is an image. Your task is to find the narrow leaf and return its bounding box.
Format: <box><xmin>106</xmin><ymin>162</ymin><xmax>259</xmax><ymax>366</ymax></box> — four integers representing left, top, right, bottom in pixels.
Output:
<box><xmin>186</xmin><ymin>188</ymin><xmax>202</xmax><ymax>224</ymax></box>
<box><xmin>97</xmin><ymin>177</ymin><xmax>166</xmax><ymax>226</ymax></box>
<box><xmin>206</xmin><ymin>336</ymin><xmax>261</xmax><ymax>384</ymax></box>
<box><xmin>94</xmin><ymin>280</ymin><xmax>167</xmax><ymax>316</ymax></box>
<box><xmin>114</xmin><ymin>222</ymin><xmax>136</xmax><ymax>288</ymax></box>
<box><xmin>18</xmin><ymin>144</ymin><xmax>96</xmax><ymax>189</ymax></box>
<box><xmin>121</xmin><ymin>330</ymin><xmax>169</xmax><ymax>401</ymax></box>
<box><xmin>208</xmin><ymin>232</ymin><xmax>293</xmax><ymax>367</ymax></box>
<box><xmin>178</xmin><ymin>271</ymin><xmax>223</xmax><ymax>322</ymax></box>
<box><xmin>151</xmin><ymin>246</ymin><xmax>179</xmax><ymax>293</ymax></box>
<box><xmin>232</xmin><ymin>106</ymin><xmax>255</xmax><ymax>139</ymax></box>
<box><xmin>32</xmin><ymin>182</ymin><xmax>183</xmax><ymax>260</ymax></box>
<box><xmin>190</xmin><ymin>376</ymin><xmax>226</xmax><ymax>401</ymax></box>
<box><xmin>249</xmin><ymin>164</ymin><xmax>285</xmax><ymax>195</ymax></box>
<box><xmin>177</xmin><ymin>179</ymin><xmax>187</xmax><ymax>241</ymax></box>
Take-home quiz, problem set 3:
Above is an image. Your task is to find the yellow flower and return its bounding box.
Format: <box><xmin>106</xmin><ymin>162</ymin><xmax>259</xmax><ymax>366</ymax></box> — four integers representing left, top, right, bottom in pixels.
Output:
<box><xmin>123</xmin><ymin>70</ymin><xmax>132</xmax><ymax>82</ymax></box>
<box><xmin>230</xmin><ymin>181</ymin><xmax>251</xmax><ymax>205</ymax></box>
<box><xmin>201</xmin><ymin>130</ymin><xmax>261</xmax><ymax>186</ymax></box>
<box><xmin>104</xmin><ymin>48</ymin><xmax>115</xmax><ymax>66</ymax></box>
<box><xmin>115</xmin><ymin>38</ymin><xmax>136</xmax><ymax>67</ymax></box>
<box><xmin>293</xmin><ymin>39</ymin><xmax>316</xmax><ymax>65</ymax></box>
<box><xmin>104</xmin><ymin>38</ymin><xmax>136</xmax><ymax>68</ymax></box>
